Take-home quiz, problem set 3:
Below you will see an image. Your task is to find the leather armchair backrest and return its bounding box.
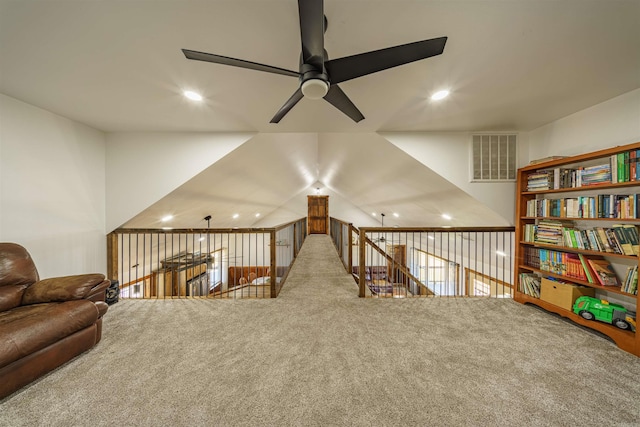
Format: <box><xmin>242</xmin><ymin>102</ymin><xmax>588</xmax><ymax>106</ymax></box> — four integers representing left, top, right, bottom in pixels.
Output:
<box><xmin>0</xmin><ymin>243</ymin><xmax>39</xmax><ymax>311</ymax></box>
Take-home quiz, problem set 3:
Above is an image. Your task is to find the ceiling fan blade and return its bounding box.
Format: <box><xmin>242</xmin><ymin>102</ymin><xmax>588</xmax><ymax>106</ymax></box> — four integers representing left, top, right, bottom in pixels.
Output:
<box><xmin>182</xmin><ymin>49</ymin><xmax>300</xmax><ymax>78</ymax></box>
<box><xmin>270</xmin><ymin>88</ymin><xmax>304</xmax><ymax>123</ymax></box>
<box><xmin>298</xmin><ymin>0</ymin><xmax>325</xmax><ymax>70</ymax></box>
<box><xmin>323</xmin><ymin>85</ymin><xmax>365</xmax><ymax>123</ymax></box>
<box><xmin>324</xmin><ymin>36</ymin><xmax>447</xmax><ymax>84</ymax></box>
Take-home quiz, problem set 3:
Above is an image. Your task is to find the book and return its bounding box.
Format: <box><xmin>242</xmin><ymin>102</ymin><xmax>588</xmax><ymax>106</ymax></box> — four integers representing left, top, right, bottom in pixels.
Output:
<box><xmin>594</xmin><ymin>227</ymin><xmax>613</xmax><ymax>252</ymax></box>
<box><xmin>586</xmin><ymin>258</ymin><xmax>621</xmax><ymax>287</ymax></box>
<box><xmin>605</xmin><ymin>228</ymin><xmax>624</xmax><ymax>254</ymax></box>
<box><xmin>611</xmin><ymin>224</ymin><xmax>635</xmax><ymax>255</ymax></box>
<box><xmin>621</xmin><ymin>265</ymin><xmax>637</xmax><ymax>294</ymax></box>
<box><xmin>578</xmin><ymin>254</ymin><xmax>595</xmax><ymax>283</ymax></box>
<box><xmin>622</xmin><ymin>224</ymin><xmax>640</xmax><ymax>255</ymax></box>
<box><xmin>519</xmin><ymin>273</ymin><xmax>541</xmax><ymax>298</ymax></box>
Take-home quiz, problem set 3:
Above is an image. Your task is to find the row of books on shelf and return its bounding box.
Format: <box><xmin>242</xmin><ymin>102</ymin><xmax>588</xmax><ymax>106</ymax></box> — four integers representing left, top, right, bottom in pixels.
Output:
<box><xmin>525</xmin><ymin>194</ymin><xmax>640</xmax><ymax>219</ymax></box>
<box><xmin>519</xmin><ymin>268</ymin><xmax>637</xmax><ymax>298</ymax></box>
<box><xmin>522</xmin><ymin>246</ymin><xmax>639</xmax><ymax>294</ymax></box>
<box><xmin>526</xmin><ymin>149</ymin><xmax>640</xmax><ymax>191</ymax></box>
<box><xmin>527</xmin><ymin>164</ymin><xmax>610</xmax><ymax>191</ymax></box>
<box><xmin>523</xmin><ymin>220</ymin><xmax>640</xmax><ymax>256</ymax></box>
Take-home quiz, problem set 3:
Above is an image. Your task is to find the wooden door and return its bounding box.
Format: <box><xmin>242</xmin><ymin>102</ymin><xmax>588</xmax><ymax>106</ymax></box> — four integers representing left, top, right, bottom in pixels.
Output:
<box><xmin>389</xmin><ymin>245</ymin><xmax>407</xmax><ymax>284</ymax></box>
<box><xmin>308</xmin><ymin>196</ymin><xmax>329</xmax><ymax>234</ymax></box>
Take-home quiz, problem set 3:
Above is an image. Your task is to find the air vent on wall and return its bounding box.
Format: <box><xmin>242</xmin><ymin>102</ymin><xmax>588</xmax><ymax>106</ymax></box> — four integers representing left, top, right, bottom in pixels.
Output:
<box><xmin>471</xmin><ymin>134</ymin><xmax>517</xmax><ymax>181</ymax></box>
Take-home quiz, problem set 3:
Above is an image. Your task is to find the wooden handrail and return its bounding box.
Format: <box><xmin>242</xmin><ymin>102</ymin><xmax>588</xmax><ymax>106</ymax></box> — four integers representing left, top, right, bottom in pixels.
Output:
<box><xmin>359</xmin><ymin>226</ymin><xmax>515</xmax><ymax>233</ymax></box>
<box><xmin>274</xmin><ymin>217</ymin><xmax>307</xmax><ymax>232</ymax></box>
<box><xmin>363</xmin><ymin>236</ymin><xmax>435</xmax><ymax>296</ymax></box>
<box><xmin>112</xmin><ymin>217</ymin><xmax>307</xmax><ymax>235</ymax></box>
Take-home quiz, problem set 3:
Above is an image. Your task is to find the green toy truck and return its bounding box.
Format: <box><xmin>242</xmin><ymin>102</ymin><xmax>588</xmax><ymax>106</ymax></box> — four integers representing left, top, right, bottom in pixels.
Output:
<box><xmin>573</xmin><ymin>296</ymin><xmax>636</xmax><ymax>331</ymax></box>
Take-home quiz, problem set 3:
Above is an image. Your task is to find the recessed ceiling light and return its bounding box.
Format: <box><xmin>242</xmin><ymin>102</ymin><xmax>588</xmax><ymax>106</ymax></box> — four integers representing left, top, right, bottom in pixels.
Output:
<box><xmin>431</xmin><ymin>90</ymin><xmax>449</xmax><ymax>101</ymax></box>
<box><xmin>255</xmin><ymin>213</ymin><xmax>261</xmax><ymax>218</ymax></box>
<box><xmin>232</xmin><ymin>213</ymin><xmax>239</xmax><ymax>219</ymax></box>
<box><xmin>442</xmin><ymin>213</ymin><xmax>452</xmax><ymax>220</ymax></box>
<box><xmin>371</xmin><ymin>213</ymin><xmax>377</xmax><ymax>217</ymax></box>
<box><xmin>393</xmin><ymin>213</ymin><xmax>399</xmax><ymax>218</ymax></box>
<box><xmin>161</xmin><ymin>215</ymin><xmax>173</xmax><ymax>222</ymax></box>
<box><xmin>162</xmin><ymin>227</ymin><xmax>173</xmax><ymax>230</ymax></box>
<box><xmin>184</xmin><ymin>90</ymin><xmax>203</xmax><ymax>101</ymax></box>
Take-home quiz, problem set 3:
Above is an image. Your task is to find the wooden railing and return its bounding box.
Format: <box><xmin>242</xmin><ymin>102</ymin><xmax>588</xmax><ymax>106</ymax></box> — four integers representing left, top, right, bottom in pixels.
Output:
<box><xmin>331</xmin><ymin>218</ymin><xmax>515</xmax><ymax>298</ymax></box>
<box><xmin>329</xmin><ymin>217</ymin><xmax>354</xmax><ymax>274</ymax></box>
<box><xmin>107</xmin><ymin>218</ymin><xmax>307</xmax><ymax>299</ymax></box>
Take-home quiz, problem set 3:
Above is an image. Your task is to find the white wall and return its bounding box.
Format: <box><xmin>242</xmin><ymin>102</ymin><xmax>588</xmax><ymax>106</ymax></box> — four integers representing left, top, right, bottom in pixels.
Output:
<box><xmin>0</xmin><ymin>94</ymin><xmax>106</xmax><ymax>277</ymax></box>
<box><xmin>255</xmin><ymin>184</ymin><xmax>380</xmax><ymax>229</ymax></box>
<box><xmin>105</xmin><ymin>131</ymin><xmax>255</xmax><ymax>231</ymax></box>
<box><xmin>381</xmin><ymin>132</ymin><xmax>523</xmax><ymax>225</ymax></box>
<box><xmin>527</xmin><ymin>89</ymin><xmax>640</xmax><ymax>158</ymax></box>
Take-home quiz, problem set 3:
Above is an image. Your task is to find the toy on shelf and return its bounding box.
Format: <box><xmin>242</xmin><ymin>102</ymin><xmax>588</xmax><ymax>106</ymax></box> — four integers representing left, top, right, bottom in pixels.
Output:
<box><xmin>573</xmin><ymin>296</ymin><xmax>636</xmax><ymax>331</ymax></box>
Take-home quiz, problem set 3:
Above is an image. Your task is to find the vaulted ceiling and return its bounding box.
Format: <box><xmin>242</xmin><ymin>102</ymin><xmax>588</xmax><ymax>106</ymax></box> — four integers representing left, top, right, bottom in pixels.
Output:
<box><xmin>120</xmin><ymin>133</ymin><xmax>510</xmax><ymax>229</ymax></box>
<box><xmin>2</xmin><ymin>1</ymin><xmax>639</xmax><ymax>228</ymax></box>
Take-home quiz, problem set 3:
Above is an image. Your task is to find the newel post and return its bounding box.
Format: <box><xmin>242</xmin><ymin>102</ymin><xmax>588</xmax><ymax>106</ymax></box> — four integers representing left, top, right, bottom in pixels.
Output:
<box><xmin>348</xmin><ymin>223</ymin><xmax>354</xmax><ymax>274</ymax></box>
<box><xmin>270</xmin><ymin>229</ymin><xmax>277</xmax><ymax>298</ymax></box>
<box><xmin>106</xmin><ymin>232</ymin><xmax>118</xmax><ymax>282</ymax></box>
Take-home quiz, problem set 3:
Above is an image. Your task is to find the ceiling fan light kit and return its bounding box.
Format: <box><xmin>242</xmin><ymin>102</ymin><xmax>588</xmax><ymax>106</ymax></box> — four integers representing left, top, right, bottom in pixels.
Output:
<box><xmin>182</xmin><ymin>0</ymin><xmax>446</xmax><ymax>123</ymax></box>
<box><xmin>301</xmin><ymin>79</ymin><xmax>329</xmax><ymax>99</ymax></box>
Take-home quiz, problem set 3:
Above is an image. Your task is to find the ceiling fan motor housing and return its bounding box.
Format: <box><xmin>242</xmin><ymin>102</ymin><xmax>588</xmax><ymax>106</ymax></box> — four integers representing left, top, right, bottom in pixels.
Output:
<box><xmin>299</xmin><ymin>63</ymin><xmax>329</xmax><ymax>99</ymax></box>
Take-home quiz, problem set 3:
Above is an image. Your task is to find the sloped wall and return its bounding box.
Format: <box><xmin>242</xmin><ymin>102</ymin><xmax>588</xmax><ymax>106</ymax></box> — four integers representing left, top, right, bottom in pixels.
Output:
<box><xmin>380</xmin><ymin>132</ymin><xmax>520</xmax><ymax>225</ymax></box>
<box><xmin>106</xmin><ymin>131</ymin><xmax>254</xmax><ymax>231</ymax></box>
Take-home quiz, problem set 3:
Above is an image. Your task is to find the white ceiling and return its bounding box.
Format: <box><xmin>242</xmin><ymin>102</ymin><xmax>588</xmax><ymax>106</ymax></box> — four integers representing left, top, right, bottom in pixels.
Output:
<box><xmin>2</xmin><ymin>1</ymin><xmax>639</xmax><ymax>228</ymax></box>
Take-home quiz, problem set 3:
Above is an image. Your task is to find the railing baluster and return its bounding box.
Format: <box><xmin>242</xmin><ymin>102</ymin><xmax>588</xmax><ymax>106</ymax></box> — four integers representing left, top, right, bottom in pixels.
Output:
<box><xmin>112</xmin><ymin>220</ymin><xmax>515</xmax><ymax>301</ymax></box>
<box><xmin>337</xmin><ymin>224</ymin><xmax>513</xmax><ymax>299</ymax></box>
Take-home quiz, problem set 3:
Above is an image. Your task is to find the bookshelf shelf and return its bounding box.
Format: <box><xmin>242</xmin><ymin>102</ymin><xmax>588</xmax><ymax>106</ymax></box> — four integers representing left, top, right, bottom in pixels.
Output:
<box><xmin>519</xmin><ymin>241</ymin><xmax>638</xmax><ymax>260</ymax></box>
<box><xmin>521</xmin><ymin>216</ymin><xmax>640</xmax><ymax>223</ymax></box>
<box><xmin>515</xmin><ymin>141</ymin><xmax>640</xmax><ymax>357</ymax></box>
<box><xmin>517</xmin><ymin>293</ymin><xmax>636</xmax><ymax>354</ymax></box>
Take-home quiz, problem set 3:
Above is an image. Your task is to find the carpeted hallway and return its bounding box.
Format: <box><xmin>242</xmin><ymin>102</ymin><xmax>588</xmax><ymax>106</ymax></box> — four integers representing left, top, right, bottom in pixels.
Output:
<box><xmin>1</xmin><ymin>234</ymin><xmax>639</xmax><ymax>426</ymax></box>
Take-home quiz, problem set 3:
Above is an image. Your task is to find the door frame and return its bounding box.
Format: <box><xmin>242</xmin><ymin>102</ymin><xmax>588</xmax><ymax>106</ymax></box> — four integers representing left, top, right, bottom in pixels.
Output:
<box><xmin>307</xmin><ymin>195</ymin><xmax>329</xmax><ymax>235</ymax></box>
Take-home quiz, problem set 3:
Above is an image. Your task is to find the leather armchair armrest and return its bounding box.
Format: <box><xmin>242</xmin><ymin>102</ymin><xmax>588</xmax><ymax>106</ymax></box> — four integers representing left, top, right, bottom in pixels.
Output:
<box><xmin>85</xmin><ymin>279</ymin><xmax>111</xmax><ymax>303</ymax></box>
<box><xmin>95</xmin><ymin>301</ymin><xmax>109</xmax><ymax>318</ymax></box>
<box><xmin>21</xmin><ymin>273</ymin><xmax>107</xmax><ymax>305</ymax></box>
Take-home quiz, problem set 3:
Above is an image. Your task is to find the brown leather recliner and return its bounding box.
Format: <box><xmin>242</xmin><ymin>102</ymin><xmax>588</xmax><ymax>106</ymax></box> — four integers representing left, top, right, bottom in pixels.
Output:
<box><xmin>0</xmin><ymin>242</ymin><xmax>109</xmax><ymax>399</ymax></box>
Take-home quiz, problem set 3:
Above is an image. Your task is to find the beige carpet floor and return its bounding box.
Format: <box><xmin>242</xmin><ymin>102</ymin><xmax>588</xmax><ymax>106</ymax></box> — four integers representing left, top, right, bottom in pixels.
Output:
<box><xmin>1</xmin><ymin>235</ymin><xmax>639</xmax><ymax>426</ymax></box>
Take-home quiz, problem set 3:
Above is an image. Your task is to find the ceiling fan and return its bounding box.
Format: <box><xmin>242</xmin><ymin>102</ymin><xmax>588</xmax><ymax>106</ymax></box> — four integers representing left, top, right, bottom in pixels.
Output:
<box><xmin>372</xmin><ymin>213</ymin><xmax>389</xmax><ymax>244</ymax></box>
<box><xmin>181</xmin><ymin>0</ymin><xmax>447</xmax><ymax>123</ymax></box>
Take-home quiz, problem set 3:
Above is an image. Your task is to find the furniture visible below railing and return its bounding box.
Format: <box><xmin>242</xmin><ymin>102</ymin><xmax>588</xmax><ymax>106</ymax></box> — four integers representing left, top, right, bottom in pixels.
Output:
<box><xmin>331</xmin><ymin>218</ymin><xmax>515</xmax><ymax>298</ymax></box>
<box><xmin>107</xmin><ymin>218</ymin><xmax>307</xmax><ymax>299</ymax></box>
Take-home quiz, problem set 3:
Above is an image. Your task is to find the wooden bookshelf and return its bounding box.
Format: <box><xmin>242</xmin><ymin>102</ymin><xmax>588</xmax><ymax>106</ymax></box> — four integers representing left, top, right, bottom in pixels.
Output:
<box><xmin>514</xmin><ymin>141</ymin><xmax>640</xmax><ymax>357</ymax></box>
